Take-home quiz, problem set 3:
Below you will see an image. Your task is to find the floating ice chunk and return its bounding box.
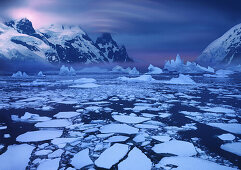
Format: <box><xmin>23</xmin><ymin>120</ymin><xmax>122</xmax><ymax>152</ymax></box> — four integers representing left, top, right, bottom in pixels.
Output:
<box><xmin>105</xmin><ymin>135</ymin><xmax>129</xmax><ymax>143</ymax></box>
<box><xmin>133</xmin><ymin>133</ymin><xmax>148</xmax><ymax>143</ymax></box>
<box><xmin>37</xmin><ymin>71</ymin><xmax>45</xmax><ymax>77</ymax></box>
<box><xmin>146</xmin><ymin>64</ymin><xmax>163</xmax><ymax>74</ymax></box>
<box><xmin>35</xmin><ymin>119</ymin><xmax>71</xmax><ymax>128</ymax></box>
<box><xmin>0</xmin><ymin>144</ymin><xmax>34</xmax><ymax>170</ymax></box>
<box><xmin>48</xmin><ymin>149</ymin><xmax>64</xmax><ymax>158</ymax></box>
<box><xmin>202</xmin><ymin>107</ymin><xmax>235</xmax><ymax>114</ymax></box>
<box><xmin>118</xmin><ymin>75</ymin><xmax>155</xmax><ymax>82</ymax></box>
<box><xmin>217</xmin><ymin>134</ymin><xmax>235</xmax><ymax>141</ymax></box>
<box><xmin>112</xmin><ymin>66</ymin><xmax>131</xmax><ymax>73</ymax></box>
<box><xmin>11</xmin><ymin>71</ymin><xmax>29</xmax><ymax>78</ymax></box>
<box><xmin>152</xmin><ymin>140</ymin><xmax>197</xmax><ymax>156</ymax></box>
<box><xmin>37</xmin><ymin>158</ymin><xmax>60</xmax><ymax>170</ymax></box>
<box><xmin>0</xmin><ymin>145</ymin><xmax>4</xmax><ymax>150</ymax></box>
<box><xmin>135</xmin><ymin>124</ymin><xmax>159</xmax><ymax>129</ymax></box>
<box><xmin>69</xmin><ymin>83</ymin><xmax>100</xmax><ymax>88</ymax></box>
<box><xmin>112</xmin><ymin>115</ymin><xmax>150</xmax><ymax>124</ymax></box>
<box><xmin>100</xmin><ymin>124</ymin><xmax>139</xmax><ymax>134</ymax></box>
<box><xmin>95</xmin><ymin>143</ymin><xmax>129</xmax><ymax>169</ymax></box>
<box><xmin>53</xmin><ymin>111</ymin><xmax>80</xmax><ymax>119</ymax></box>
<box><xmin>74</xmin><ymin>78</ymin><xmax>96</xmax><ymax>83</ymax></box>
<box><xmin>35</xmin><ymin>149</ymin><xmax>52</xmax><ymax>156</ymax></box>
<box><xmin>129</xmin><ymin>67</ymin><xmax>140</xmax><ymax>75</ymax></box>
<box><xmin>118</xmin><ymin>147</ymin><xmax>152</xmax><ymax>170</ymax></box>
<box><xmin>71</xmin><ymin>148</ymin><xmax>93</xmax><ymax>169</ymax></box>
<box><xmin>158</xmin><ymin>156</ymin><xmax>235</xmax><ymax>170</ymax></box>
<box><xmin>208</xmin><ymin>123</ymin><xmax>241</xmax><ymax>134</ymax></box>
<box><xmin>51</xmin><ymin>138</ymin><xmax>80</xmax><ymax>148</ymax></box>
<box><xmin>164</xmin><ymin>74</ymin><xmax>196</xmax><ymax>85</ymax></box>
<box><xmin>152</xmin><ymin>135</ymin><xmax>171</xmax><ymax>142</ymax></box>
<box><xmin>59</xmin><ymin>65</ymin><xmax>76</xmax><ymax>76</ymax></box>
<box><xmin>19</xmin><ymin>112</ymin><xmax>51</xmax><ymax>122</ymax></box>
<box><xmin>16</xmin><ymin>130</ymin><xmax>63</xmax><ymax>142</ymax></box>
<box><xmin>69</xmin><ymin>67</ymin><xmax>76</xmax><ymax>76</ymax></box>
<box><xmin>220</xmin><ymin>142</ymin><xmax>241</xmax><ymax>156</ymax></box>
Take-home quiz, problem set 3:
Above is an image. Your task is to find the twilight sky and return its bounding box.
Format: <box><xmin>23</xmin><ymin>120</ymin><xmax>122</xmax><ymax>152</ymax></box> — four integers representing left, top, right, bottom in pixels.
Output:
<box><xmin>1</xmin><ymin>0</ymin><xmax>241</xmax><ymax>65</ymax></box>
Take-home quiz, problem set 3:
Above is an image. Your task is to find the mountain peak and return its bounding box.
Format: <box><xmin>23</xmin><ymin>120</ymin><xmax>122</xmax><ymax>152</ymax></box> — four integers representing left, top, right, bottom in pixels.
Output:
<box><xmin>4</xmin><ymin>18</ymin><xmax>35</xmax><ymax>35</ymax></box>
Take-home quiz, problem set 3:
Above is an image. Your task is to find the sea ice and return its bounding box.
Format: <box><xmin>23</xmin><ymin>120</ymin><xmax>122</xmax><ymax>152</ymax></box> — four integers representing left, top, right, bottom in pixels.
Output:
<box><xmin>53</xmin><ymin>111</ymin><xmax>80</xmax><ymax>119</ymax></box>
<box><xmin>0</xmin><ymin>144</ymin><xmax>34</xmax><ymax>170</ymax></box>
<box><xmin>74</xmin><ymin>78</ymin><xmax>96</xmax><ymax>83</ymax></box>
<box><xmin>16</xmin><ymin>130</ymin><xmax>63</xmax><ymax>142</ymax></box>
<box><xmin>129</xmin><ymin>67</ymin><xmax>140</xmax><ymax>75</ymax></box>
<box><xmin>118</xmin><ymin>75</ymin><xmax>155</xmax><ymax>82</ymax></box>
<box><xmin>71</xmin><ymin>148</ymin><xmax>93</xmax><ymax>169</ymax></box>
<box><xmin>112</xmin><ymin>115</ymin><xmax>150</xmax><ymax>124</ymax></box>
<box><xmin>152</xmin><ymin>140</ymin><xmax>197</xmax><ymax>156</ymax></box>
<box><xmin>104</xmin><ymin>135</ymin><xmax>129</xmax><ymax>143</ymax></box>
<box><xmin>220</xmin><ymin>142</ymin><xmax>241</xmax><ymax>156</ymax></box>
<box><xmin>217</xmin><ymin>134</ymin><xmax>235</xmax><ymax>141</ymax></box>
<box><xmin>100</xmin><ymin>124</ymin><xmax>139</xmax><ymax>134</ymax></box>
<box><xmin>48</xmin><ymin>149</ymin><xmax>64</xmax><ymax>158</ymax></box>
<box><xmin>69</xmin><ymin>83</ymin><xmax>100</xmax><ymax>88</ymax></box>
<box><xmin>37</xmin><ymin>158</ymin><xmax>60</xmax><ymax>170</ymax></box>
<box><xmin>208</xmin><ymin>123</ymin><xmax>241</xmax><ymax>134</ymax></box>
<box><xmin>118</xmin><ymin>147</ymin><xmax>152</xmax><ymax>170</ymax></box>
<box><xmin>37</xmin><ymin>71</ymin><xmax>45</xmax><ymax>77</ymax></box>
<box><xmin>152</xmin><ymin>135</ymin><xmax>171</xmax><ymax>142</ymax></box>
<box><xmin>146</xmin><ymin>64</ymin><xmax>163</xmax><ymax>74</ymax></box>
<box><xmin>164</xmin><ymin>74</ymin><xmax>196</xmax><ymax>85</ymax></box>
<box><xmin>158</xmin><ymin>156</ymin><xmax>235</xmax><ymax>170</ymax></box>
<box><xmin>202</xmin><ymin>107</ymin><xmax>235</xmax><ymax>114</ymax></box>
<box><xmin>35</xmin><ymin>119</ymin><xmax>71</xmax><ymax>128</ymax></box>
<box><xmin>95</xmin><ymin>143</ymin><xmax>129</xmax><ymax>169</ymax></box>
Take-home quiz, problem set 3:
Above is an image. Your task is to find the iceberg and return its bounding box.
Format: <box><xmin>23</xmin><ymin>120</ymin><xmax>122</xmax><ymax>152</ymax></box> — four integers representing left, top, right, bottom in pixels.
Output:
<box><xmin>129</xmin><ymin>67</ymin><xmax>140</xmax><ymax>75</ymax></box>
<box><xmin>112</xmin><ymin>65</ymin><xmax>131</xmax><ymax>73</ymax></box>
<box><xmin>12</xmin><ymin>71</ymin><xmax>29</xmax><ymax>78</ymax></box>
<box><xmin>118</xmin><ymin>75</ymin><xmax>155</xmax><ymax>82</ymax></box>
<box><xmin>164</xmin><ymin>54</ymin><xmax>214</xmax><ymax>73</ymax></box>
<box><xmin>37</xmin><ymin>71</ymin><xmax>45</xmax><ymax>77</ymax></box>
<box><xmin>164</xmin><ymin>74</ymin><xmax>196</xmax><ymax>85</ymax></box>
<box><xmin>59</xmin><ymin>65</ymin><xmax>76</xmax><ymax>76</ymax></box>
<box><xmin>146</xmin><ymin>64</ymin><xmax>163</xmax><ymax>74</ymax></box>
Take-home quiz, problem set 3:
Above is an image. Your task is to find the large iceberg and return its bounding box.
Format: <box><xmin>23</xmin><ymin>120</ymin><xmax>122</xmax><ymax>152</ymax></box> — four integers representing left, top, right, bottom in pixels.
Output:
<box><xmin>112</xmin><ymin>65</ymin><xmax>131</xmax><ymax>73</ymax></box>
<box><xmin>164</xmin><ymin>54</ymin><xmax>214</xmax><ymax>73</ymax></box>
<box><xmin>129</xmin><ymin>67</ymin><xmax>140</xmax><ymax>75</ymax></box>
<box><xmin>146</xmin><ymin>64</ymin><xmax>163</xmax><ymax>74</ymax></box>
<box><xmin>164</xmin><ymin>74</ymin><xmax>196</xmax><ymax>85</ymax></box>
<box><xmin>59</xmin><ymin>65</ymin><xmax>76</xmax><ymax>76</ymax></box>
<box><xmin>12</xmin><ymin>71</ymin><xmax>29</xmax><ymax>78</ymax></box>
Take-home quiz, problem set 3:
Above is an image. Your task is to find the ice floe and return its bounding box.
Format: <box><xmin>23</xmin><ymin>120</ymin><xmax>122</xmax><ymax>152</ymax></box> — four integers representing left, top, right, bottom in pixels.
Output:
<box><xmin>208</xmin><ymin>123</ymin><xmax>241</xmax><ymax>134</ymax></box>
<box><xmin>35</xmin><ymin>119</ymin><xmax>71</xmax><ymax>128</ymax></box>
<box><xmin>37</xmin><ymin>158</ymin><xmax>60</xmax><ymax>170</ymax></box>
<box><xmin>112</xmin><ymin>115</ymin><xmax>150</xmax><ymax>124</ymax></box>
<box><xmin>53</xmin><ymin>111</ymin><xmax>80</xmax><ymax>119</ymax></box>
<box><xmin>95</xmin><ymin>143</ymin><xmax>129</xmax><ymax>169</ymax></box>
<box><xmin>164</xmin><ymin>74</ymin><xmax>196</xmax><ymax>85</ymax></box>
<box><xmin>118</xmin><ymin>147</ymin><xmax>152</xmax><ymax>170</ymax></box>
<box><xmin>220</xmin><ymin>142</ymin><xmax>241</xmax><ymax>156</ymax></box>
<box><xmin>100</xmin><ymin>124</ymin><xmax>139</xmax><ymax>134</ymax></box>
<box><xmin>152</xmin><ymin>135</ymin><xmax>171</xmax><ymax>142</ymax></box>
<box><xmin>104</xmin><ymin>135</ymin><xmax>129</xmax><ymax>143</ymax></box>
<box><xmin>118</xmin><ymin>75</ymin><xmax>155</xmax><ymax>82</ymax></box>
<box><xmin>217</xmin><ymin>134</ymin><xmax>235</xmax><ymax>141</ymax></box>
<box><xmin>69</xmin><ymin>83</ymin><xmax>100</xmax><ymax>88</ymax></box>
<box><xmin>16</xmin><ymin>130</ymin><xmax>63</xmax><ymax>142</ymax></box>
<box><xmin>0</xmin><ymin>144</ymin><xmax>34</xmax><ymax>170</ymax></box>
<box><xmin>152</xmin><ymin>140</ymin><xmax>197</xmax><ymax>156</ymax></box>
<box><xmin>158</xmin><ymin>156</ymin><xmax>235</xmax><ymax>170</ymax></box>
<box><xmin>71</xmin><ymin>148</ymin><xmax>93</xmax><ymax>169</ymax></box>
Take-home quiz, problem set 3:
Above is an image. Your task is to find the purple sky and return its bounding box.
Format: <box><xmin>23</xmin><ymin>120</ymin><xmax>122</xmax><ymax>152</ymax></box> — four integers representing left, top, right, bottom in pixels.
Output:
<box><xmin>1</xmin><ymin>0</ymin><xmax>241</xmax><ymax>65</ymax></box>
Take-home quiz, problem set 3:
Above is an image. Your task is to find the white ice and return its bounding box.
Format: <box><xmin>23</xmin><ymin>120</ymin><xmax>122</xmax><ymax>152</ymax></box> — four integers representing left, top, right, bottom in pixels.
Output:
<box><xmin>208</xmin><ymin>123</ymin><xmax>241</xmax><ymax>134</ymax></box>
<box><xmin>69</xmin><ymin>83</ymin><xmax>100</xmax><ymax>88</ymax></box>
<box><xmin>16</xmin><ymin>130</ymin><xmax>63</xmax><ymax>142</ymax></box>
<box><xmin>152</xmin><ymin>140</ymin><xmax>197</xmax><ymax>156</ymax></box>
<box><xmin>112</xmin><ymin>115</ymin><xmax>150</xmax><ymax>124</ymax></box>
<box><xmin>146</xmin><ymin>64</ymin><xmax>163</xmax><ymax>74</ymax></box>
<box><xmin>37</xmin><ymin>158</ymin><xmax>60</xmax><ymax>170</ymax></box>
<box><xmin>220</xmin><ymin>142</ymin><xmax>241</xmax><ymax>156</ymax></box>
<box><xmin>118</xmin><ymin>75</ymin><xmax>155</xmax><ymax>82</ymax></box>
<box><xmin>217</xmin><ymin>134</ymin><xmax>235</xmax><ymax>141</ymax></box>
<box><xmin>164</xmin><ymin>74</ymin><xmax>196</xmax><ymax>85</ymax></box>
<box><xmin>100</xmin><ymin>123</ymin><xmax>139</xmax><ymax>134</ymax></box>
<box><xmin>53</xmin><ymin>111</ymin><xmax>80</xmax><ymax>119</ymax></box>
<box><xmin>95</xmin><ymin>143</ymin><xmax>129</xmax><ymax>169</ymax></box>
<box><xmin>105</xmin><ymin>135</ymin><xmax>129</xmax><ymax>143</ymax></box>
<box><xmin>118</xmin><ymin>147</ymin><xmax>152</xmax><ymax>170</ymax></box>
<box><xmin>71</xmin><ymin>148</ymin><xmax>93</xmax><ymax>169</ymax></box>
<box><xmin>35</xmin><ymin>119</ymin><xmax>71</xmax><ymax>128</ymax></box>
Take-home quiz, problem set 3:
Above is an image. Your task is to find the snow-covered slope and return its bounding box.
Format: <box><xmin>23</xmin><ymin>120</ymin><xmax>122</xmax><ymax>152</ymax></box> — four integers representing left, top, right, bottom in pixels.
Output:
<box><xmin>197</xmin><ymin>23</ymin><xmax>241</xmax><ymax>66</ymax></box>
<box><xmin>95</xmin><ymin>33</ymin><xmax>133</xmax><ymax>62</ymax></box>
<box><xmin>0</xmin><ymin>18</ymin><xmax>133</xmax><ymax>69</ymax></box>
<box><xmin>164</xmin><ymin>54</ymin><xmax>214</xmax><ymax>73</ymax></box>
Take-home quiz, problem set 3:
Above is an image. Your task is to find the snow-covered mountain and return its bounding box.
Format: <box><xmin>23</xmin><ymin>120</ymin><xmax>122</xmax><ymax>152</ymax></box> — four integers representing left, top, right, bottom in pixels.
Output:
<box><xmin>197</xmin><ymin>23</ymin><xmax>241</xmax><ymax>66</ymax></box>
<box><xmin>95</xmin><ymin>33</ymin><xmax>133</xmax><ymax>62</ymax></box>
<box><xmin>0</xmin><ymin>18</ymin><xmax>133</xmax><ymax>69</ymax></box>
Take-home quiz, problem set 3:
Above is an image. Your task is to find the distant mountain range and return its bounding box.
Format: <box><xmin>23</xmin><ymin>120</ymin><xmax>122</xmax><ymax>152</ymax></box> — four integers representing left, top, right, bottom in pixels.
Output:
<box><xmin>197</xmin><ymin>23</ymin><xmax>241</xmax><ymax>66</ymax></box>
<box><xmin>0</xmin><ymin>18</ymin><xmax>133</xmax><ymax>70</ymax></box>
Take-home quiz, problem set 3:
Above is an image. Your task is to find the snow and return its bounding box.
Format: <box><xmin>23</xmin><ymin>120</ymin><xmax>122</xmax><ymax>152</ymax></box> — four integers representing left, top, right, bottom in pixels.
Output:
<box><xmin>35</xmin><ymin>119</ymin><xmax>71</xmax><ymax>128</ymax></box>
<box><xmin>208</xmin><ymin>123</ymin><xmax>241</xmax><ymax>134</ymax></box>
<box><xmin>118</xmin><ymin>75</ymin><xmax>155</xmax><ymax>82</ymax></box>
<box><xmin>146</xmin><ymin>64</ymin><xmax>163</xmax><ymax>74</ymax></box>
<box><xmin>53</xmin><ymin>111</ymin><xmax>80</xmax><ymax>119</ymax></box>
<box><xmin>37</xmin><ymin>158</ymin><xmax>60</xmax><ymax>170</ymax></box>
<box><xmin>118</xmin><ymin>147</ymin><xmax>152</xmax><ymax>170</ymax></box>
<box><xmin>16</xmin><ymin>130</ymin><xmax>63</xmax><ymax>142</ymax></box>
<box><xmin>159</xmin><ymin>156</ymin><xmax>235</xmax><ymax>170</ymax></box>
<box><xmin>100</xmin><ymin>124</ymin><xmax>139</xmax><ymax>134</ymax></box>
<box><xmin>220</xmin><ymin>142</ymin><xmax>241</xmax><ymax>156</ymax></box>
<box><xmin>164</xmin><ymin>74</ymin><xmax>196</xmax><ymax>85</ymax></box>
<box><xmin>0</xmin><ymin>144</ymin><xmax>34</xmax><ymax>170</ymax></box>
<box><xmin>152</xmin><ymin>140</ymin><xmax>197</xmax><ymax>156</ymax></box>
<box><xmin>112</xmin><ymin>115</ymin><xmax>150</xmax><ymax>124</ymax></box>
<box><xmin>129</xmin><ymin>67</ymin><xmax>140</xmax><ymax>75</ymax></box>
<box><xmin>95</xmin><ymin>143</ymin><xmax>129</xmax><ymax>169</ymax></box>
<box><xmin>71</xmin><ymin>148</ymin><xmax>93</xmax><ymax>169</ymax></box>
<box><xmin>69</xmin><ymin>83</ymin><xmax>100</xmax><ymax>88</ymax></box>
<box><xmin>59</xmin><ymin>65</ymin><xmax>76</xmax><ymax>76</ymax></box>
<box><xmin>217</xmin><ymin>134</ymin><xmax>235</xmax><ymax>141</ymax></box>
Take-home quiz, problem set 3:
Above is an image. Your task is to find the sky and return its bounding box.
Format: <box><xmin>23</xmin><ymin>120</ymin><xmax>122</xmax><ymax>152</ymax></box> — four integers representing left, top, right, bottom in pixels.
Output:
<box><xmin>1</xmin><ymin>0</ymin><xmax>241</xmax><ymax>65</ymax></box>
